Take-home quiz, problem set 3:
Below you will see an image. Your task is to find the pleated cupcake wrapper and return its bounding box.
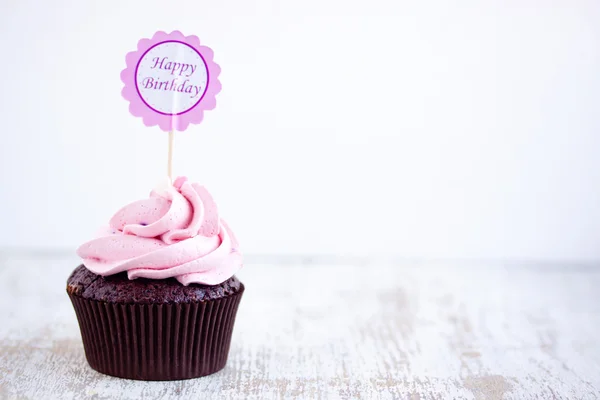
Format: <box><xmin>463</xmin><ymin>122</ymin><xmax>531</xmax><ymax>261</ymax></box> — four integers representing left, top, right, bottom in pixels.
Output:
<box><xmin>68</xmin><ymin>287</ymin><xmax>244</xmax><ymax>381</ymax></box>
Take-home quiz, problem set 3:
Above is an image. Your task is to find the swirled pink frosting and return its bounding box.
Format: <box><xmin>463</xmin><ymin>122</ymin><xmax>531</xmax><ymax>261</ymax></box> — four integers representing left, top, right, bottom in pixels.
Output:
<box><xmin>77</xmin><ymin>176</ymin><xmax>242</xmax><ymax>286</ymax></box>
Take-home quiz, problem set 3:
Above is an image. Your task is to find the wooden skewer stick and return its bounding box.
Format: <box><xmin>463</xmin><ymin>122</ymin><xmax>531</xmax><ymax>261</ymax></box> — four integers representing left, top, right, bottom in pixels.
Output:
<box><xmin>168</xmin><ymin>130</ymin><xmax>174</xmax><ymax>181</ymax></box>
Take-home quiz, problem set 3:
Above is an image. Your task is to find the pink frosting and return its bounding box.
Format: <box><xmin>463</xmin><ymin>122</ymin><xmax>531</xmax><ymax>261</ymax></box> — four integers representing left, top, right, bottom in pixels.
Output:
<box><xmin>77</xmin><ymin>177</ymin><xmax>242</xmax><ymax>286</ymax></box>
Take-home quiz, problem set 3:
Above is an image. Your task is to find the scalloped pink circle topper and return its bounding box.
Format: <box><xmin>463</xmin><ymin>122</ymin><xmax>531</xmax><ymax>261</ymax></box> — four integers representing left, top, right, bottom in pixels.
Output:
<box><xmin>121</xmin><ymin>31</ymin><xmax>222</xmax><ymax>132</ymax></box>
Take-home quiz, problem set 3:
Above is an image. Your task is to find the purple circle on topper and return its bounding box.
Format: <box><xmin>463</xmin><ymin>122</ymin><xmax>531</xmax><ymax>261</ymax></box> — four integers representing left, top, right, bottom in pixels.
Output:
<box><xmin>121</xmin><ymin>31</ymin><xmax>222</xmax><ymax>132</ymax></box>
<box><xmin>134</xmin><ymin>40</ymin><xmax>210</xmax><ymax>116</ymax></box>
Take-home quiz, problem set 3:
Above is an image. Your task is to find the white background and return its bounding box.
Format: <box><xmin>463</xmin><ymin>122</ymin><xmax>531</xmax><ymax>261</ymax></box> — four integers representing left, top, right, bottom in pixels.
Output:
<box><xmin>1</xmin><ymin>0</ymin><xmax>599</xmax><ymax>261</ymax></box>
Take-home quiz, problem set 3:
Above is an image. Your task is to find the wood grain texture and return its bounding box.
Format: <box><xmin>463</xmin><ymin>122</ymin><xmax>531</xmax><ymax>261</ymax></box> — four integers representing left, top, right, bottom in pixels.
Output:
<box><xmin>1</xmin><ymin>253</ymin><xmax>599</xmax><ymax>399</ymax></box>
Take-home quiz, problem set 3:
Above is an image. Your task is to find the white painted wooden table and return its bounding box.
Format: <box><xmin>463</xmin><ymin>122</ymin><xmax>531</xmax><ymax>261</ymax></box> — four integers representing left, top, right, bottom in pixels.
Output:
<box><xmin>1</xmin><ymin>253</ymin><xmax>599</xmax><ymax>399</ymax></box>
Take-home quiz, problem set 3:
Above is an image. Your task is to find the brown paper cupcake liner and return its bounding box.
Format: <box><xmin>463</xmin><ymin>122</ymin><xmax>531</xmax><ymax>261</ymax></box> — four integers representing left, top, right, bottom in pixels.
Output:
<box><xmin>68</xmin><ymin>287</ymin><xmax>244</xmax><ymax>381</ymax></box>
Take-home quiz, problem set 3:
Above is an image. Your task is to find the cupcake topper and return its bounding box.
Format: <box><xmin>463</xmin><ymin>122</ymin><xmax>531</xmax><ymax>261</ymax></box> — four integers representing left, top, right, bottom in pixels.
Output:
<box><xmin>121</xmin><ymin>31</ymin><xmax>222</xmax><ymax>180</ymax></box>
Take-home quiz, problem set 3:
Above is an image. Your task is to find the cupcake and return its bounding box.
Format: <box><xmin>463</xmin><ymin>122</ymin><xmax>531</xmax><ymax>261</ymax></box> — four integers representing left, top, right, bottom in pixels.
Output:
<box><xmin>67</xmin><ymin>176</ymin><xmax>244</xmax><ymax>380</ymax></box>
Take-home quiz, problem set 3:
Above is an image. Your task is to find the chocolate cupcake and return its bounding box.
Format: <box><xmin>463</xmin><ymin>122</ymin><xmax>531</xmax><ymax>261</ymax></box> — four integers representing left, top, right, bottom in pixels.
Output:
<box><xmin>68</xmin><ymin>176</ymin><xmax>244</xmax><ymax>380</ymax></box>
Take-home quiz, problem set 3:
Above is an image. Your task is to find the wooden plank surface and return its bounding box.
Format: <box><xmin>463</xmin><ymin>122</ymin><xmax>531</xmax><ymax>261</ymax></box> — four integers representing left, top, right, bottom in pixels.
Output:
<box><xmin>1</xmin><ymin>253</ymin><xmax>599</xmax><ymax>399</ymax></box>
